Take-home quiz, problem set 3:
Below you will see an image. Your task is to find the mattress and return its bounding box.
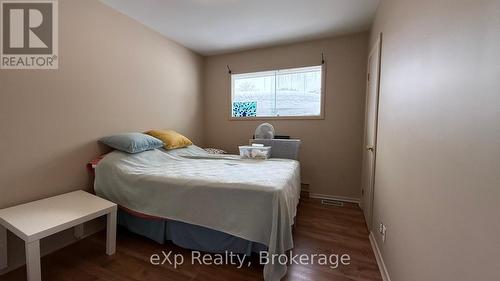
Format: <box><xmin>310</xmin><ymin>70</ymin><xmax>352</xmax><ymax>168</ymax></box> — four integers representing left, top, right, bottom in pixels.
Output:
<box><xmin>94</xmin><ymin>145</ymin><xmax>301</xmax><ymax>281</ymax></box>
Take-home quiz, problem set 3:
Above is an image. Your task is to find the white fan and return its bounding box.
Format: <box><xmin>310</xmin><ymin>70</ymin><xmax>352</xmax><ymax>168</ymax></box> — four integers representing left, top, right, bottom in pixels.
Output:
<box><xmin>255</xmin><ymin>123</ymin><xmax>275</xmax><ymax>139</ymax></box>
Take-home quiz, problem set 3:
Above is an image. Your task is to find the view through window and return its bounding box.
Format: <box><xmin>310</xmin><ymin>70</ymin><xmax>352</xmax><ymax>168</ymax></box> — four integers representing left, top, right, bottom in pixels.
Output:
<box><xmin>231</xmin><ymin>65</ymin><xmax>323</xmax><ymax>118</ymax></box>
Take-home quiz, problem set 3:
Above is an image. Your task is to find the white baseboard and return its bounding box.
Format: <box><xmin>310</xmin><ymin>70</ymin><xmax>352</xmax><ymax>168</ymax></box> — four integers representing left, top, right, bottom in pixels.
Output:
<box><xmin>307</xmin><ymin>192</ymin><xmax>360</xmax><ymax>204</ymax></box>
<box><xmin>369</xmin><ymin>232</ymin><xmax>391</xmax><ymax>281</ymax></box>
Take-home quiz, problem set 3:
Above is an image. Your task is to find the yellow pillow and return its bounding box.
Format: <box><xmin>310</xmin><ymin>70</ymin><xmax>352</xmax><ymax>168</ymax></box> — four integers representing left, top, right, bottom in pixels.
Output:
<box><xmin>145</xmin><ymin>130</ymin><xmax>193</xmax><ymax>150</ymax></box>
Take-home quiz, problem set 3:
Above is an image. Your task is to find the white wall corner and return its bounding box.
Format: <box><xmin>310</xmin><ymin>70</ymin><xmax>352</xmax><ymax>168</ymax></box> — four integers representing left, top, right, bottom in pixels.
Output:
<box><xmin>369</xmin><ymin>231</ymin><xmax>391</xmax><ymax>281</ymax></box>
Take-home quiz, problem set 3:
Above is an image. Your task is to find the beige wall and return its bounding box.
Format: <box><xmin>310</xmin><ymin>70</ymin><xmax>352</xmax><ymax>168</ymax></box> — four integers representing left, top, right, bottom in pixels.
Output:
<box><xmin>369</xmin><ymin>0</ymin><xmax>500</xmax><ymax>280</ymax></box>
<box><xmin>204</xmin><ymin>33</ymin><xmax>368</xmax><ymax>199</ymax></box>
<box><xmin>0</xmin><ymin>0</ymin><xmax>204</xmax><ymax>272</ymax></box>
<box><xmin>0</xmin><ymin>0</ymin><xmax>204</xmax><ymax>208</ymax></box>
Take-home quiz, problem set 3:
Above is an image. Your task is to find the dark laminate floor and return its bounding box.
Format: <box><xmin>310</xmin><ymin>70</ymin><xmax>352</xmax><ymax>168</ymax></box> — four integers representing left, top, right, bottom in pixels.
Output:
<box><xmin>1</xmin><ymin>198</ymin><xmax>382</xmax><ymax>281</ymax></box>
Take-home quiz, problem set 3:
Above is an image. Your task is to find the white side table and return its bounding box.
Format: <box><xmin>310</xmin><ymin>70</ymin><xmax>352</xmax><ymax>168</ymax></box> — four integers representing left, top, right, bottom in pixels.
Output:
<box><xmin>0</xmin><ymin>190</ymin><xmax>117</xmax><ymax>281</ymax></box>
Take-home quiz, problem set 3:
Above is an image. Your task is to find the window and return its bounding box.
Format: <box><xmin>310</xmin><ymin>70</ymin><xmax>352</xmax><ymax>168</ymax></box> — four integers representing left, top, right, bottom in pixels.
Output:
<box><xmin>231</xmin><ymin>65</ymin><xmax>324</xmax><ymax>119</ymax></box>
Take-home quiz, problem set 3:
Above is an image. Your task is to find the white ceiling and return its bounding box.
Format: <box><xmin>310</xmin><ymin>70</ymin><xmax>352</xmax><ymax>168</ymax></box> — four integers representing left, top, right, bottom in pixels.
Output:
<box><xmin>100</xmin><ymin>0</ymin><xmax>379</xmax><ymax>56</ymax></box>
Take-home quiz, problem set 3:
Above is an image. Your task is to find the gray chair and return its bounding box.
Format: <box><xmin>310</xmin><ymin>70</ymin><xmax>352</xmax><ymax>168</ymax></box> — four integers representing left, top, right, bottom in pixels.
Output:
<box><xmin>250</xmin><ymin>139</ymin><xmax>301</xmax><ymax>160</ymax></box>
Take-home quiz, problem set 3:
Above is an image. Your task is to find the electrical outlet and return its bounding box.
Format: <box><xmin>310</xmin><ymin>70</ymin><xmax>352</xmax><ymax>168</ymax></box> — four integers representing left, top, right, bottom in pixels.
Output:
<box><xmin>379</xmin><ymin>222</ymin><xmax>387</xmax><ymax>243</ymax></box>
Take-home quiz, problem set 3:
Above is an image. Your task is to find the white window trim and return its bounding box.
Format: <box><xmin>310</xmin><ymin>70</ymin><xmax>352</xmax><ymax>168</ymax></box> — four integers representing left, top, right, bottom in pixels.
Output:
<box><xmin>229</xmin><ymin>64</ymin><xmax>326</xmax><ymax>121</ymax></box>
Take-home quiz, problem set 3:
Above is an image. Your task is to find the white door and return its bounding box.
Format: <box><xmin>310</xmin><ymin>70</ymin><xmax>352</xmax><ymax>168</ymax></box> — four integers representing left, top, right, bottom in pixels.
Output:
<box><xmin>361</xmin><ymin>34</ymin><xmax>382</xmax><ymax>230</ymax></box>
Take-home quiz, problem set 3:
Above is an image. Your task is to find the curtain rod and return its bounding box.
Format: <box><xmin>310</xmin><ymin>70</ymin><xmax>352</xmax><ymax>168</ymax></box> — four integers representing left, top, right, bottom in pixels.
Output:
<box><xmin>227</xmin><ymin>53</ymin><xmax>325</xmax><ymax>74</ymax></box>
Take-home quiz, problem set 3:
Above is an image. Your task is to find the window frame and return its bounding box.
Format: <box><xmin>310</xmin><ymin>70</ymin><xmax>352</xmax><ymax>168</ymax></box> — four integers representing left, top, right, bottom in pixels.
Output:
<box><xmin>229</xmin><ymin>64</ymin><xmax>326</xmax><ymax>121</ymax></box>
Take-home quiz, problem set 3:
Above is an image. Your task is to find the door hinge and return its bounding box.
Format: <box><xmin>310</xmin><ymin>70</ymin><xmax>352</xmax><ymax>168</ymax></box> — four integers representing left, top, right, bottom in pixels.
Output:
<box><xmin>367</xmin><ymin>73</ymin><xmax>370</xmax><ymax>81</ymax></box>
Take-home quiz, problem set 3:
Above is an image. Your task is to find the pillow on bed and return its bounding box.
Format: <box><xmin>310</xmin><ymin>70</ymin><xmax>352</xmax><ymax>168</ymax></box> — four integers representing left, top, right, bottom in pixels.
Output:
<box><xmin>145</xmin><ymin>129</ymin><xmax>193</xmax><ymax>149</ymax></box>
<box><xmin>99</xmin><ymin>133</ymin><xmax>164</xmax><ymax>153</ymax></box>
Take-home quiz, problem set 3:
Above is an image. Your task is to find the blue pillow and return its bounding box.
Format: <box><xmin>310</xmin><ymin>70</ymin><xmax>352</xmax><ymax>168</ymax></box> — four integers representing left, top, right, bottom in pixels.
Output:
<box><xmin>99</xmin><ymin>133</ymin><xmax>163</xmax><ymax>153</ymax></box>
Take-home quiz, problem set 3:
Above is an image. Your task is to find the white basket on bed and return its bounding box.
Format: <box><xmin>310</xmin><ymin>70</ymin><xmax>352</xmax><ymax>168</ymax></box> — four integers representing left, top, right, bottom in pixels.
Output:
<box><xmin>239</xmin><ymin>145</ymin><xmax>271</xmax><ymax>159</ymax></box>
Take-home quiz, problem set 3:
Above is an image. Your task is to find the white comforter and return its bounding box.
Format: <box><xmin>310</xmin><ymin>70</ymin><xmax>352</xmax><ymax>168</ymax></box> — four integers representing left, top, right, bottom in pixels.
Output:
<box><xmin>94</xmin><ymin>145</ymin><xmax>301</xmax><ymax>281</ymax></box>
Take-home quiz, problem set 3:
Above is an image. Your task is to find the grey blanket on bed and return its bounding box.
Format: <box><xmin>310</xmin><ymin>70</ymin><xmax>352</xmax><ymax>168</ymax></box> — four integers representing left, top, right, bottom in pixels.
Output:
<box><xmin>94</xmin><ymin>145</ymin><xmax>301</xmax><ymax>281</ymax></box>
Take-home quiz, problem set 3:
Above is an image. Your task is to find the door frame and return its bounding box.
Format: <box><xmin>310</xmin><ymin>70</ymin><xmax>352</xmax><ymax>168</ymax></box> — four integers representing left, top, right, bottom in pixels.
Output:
<box><xmin>361</xmin><ymin>33</ymin><xmax>382</xmax><ymax>230</ymax></box>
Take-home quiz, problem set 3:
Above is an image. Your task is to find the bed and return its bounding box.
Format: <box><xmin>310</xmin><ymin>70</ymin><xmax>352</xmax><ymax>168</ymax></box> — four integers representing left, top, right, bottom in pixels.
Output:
<box><xmin>94</xmin><ymin>145</ymin><xmax>301</xmax><ymax>281</ymax></box>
